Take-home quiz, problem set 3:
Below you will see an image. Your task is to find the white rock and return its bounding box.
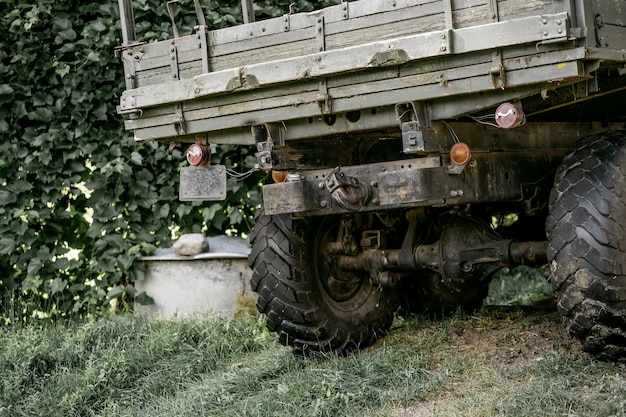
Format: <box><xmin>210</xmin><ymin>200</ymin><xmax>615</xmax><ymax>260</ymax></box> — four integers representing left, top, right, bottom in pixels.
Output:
<box><xmin>173</xmin><ymin>233</ymin><xmax>210</xmax><ymax>256</ymax></box>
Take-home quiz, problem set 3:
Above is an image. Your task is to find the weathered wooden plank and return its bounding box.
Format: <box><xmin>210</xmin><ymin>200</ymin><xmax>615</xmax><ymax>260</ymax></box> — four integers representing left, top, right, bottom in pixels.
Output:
<box><xmin>120</xmin><ymin>11</ymin><xmax>570</xmax><ymax>113</ymax></box>
<box><xmin>209</xmin><ymin>39</ymin><xmax>316</xmax><ymax>72</ymax></box>
<box><xmin>129</xmin><ymin>0</ymin><xmax>562</xmax><ymax>91</ymax></box>
<box><xmin>209</xmin><ymin>27</ymin><xmax>314</xmax><ymax>57</ymax></box>
<box><xmin>127</xmin><ymin>44</ymin><xmax>587</xmax><ymax>129</ymax></box>
<box><xmin>127</xmin><ymin>49</ymin><xmax>587</xmax><ymax>144</ymax></box>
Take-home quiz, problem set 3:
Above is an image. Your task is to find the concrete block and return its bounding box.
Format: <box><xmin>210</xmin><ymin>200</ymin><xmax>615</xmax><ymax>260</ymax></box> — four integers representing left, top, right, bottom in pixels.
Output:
<box><xmin>135</xmin><ymin>236</ymin><xmax>256</xmax><ymax>319</ymax></box>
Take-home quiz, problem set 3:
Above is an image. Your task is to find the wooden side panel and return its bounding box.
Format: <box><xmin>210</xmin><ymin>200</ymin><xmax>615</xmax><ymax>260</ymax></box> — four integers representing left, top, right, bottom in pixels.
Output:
<box><xmin>128</xmin><ymin>0</ymin><xmax>559</xmax><ymax>88</ymax></box>
<box><xmin>118</xmin><ymin>0</ymin><xmax>620</xmax><ymax>144</ymax></box>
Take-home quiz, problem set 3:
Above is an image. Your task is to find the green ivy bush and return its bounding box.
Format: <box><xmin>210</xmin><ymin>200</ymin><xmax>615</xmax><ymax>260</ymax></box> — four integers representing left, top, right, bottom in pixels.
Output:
<box><xmin>0</xmin><ymin>0</ymin><xmax>335</xmax><ymax>322</ymax></box>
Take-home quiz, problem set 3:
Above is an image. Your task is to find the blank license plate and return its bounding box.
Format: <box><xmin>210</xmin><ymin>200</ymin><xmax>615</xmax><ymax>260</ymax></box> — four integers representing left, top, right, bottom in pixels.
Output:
<box><xmin>179</xmin><ymin>165</ymin><xmax>227</xmax><ymax>201</ymax></box>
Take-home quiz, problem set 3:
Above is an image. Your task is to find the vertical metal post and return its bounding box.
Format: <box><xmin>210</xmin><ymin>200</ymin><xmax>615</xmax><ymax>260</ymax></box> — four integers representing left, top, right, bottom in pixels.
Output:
<box><xmin>193</xmin><ymin>0</ymin><xmax>207</xmax><ymax>27</ymax></box>
<box><xmin>487</xmin><ymin>0</ymin><xmax>499</xmax><ymax>22</ymax></box>
<box><xmin>443</xmin><ymin>0</ymin><xmax>454</xmax><ymax>29</ymax></box>
<box><xmin>118</xmin><ymin>0</ymin><xmax>137</xmax><ymax>45</ymax></box>
<box><xmin>242</xmin><ymin>0</ymin><xmax>255</xmax><ymax>24</ymax></box>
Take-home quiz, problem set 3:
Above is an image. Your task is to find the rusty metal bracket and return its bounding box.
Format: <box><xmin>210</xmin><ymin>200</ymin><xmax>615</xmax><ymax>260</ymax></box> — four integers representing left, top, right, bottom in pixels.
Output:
<box><xmin>195</xmin><ymin>23</ymin><xmax>210</xmax><ymax>74</ymax></box>
<box><xmin>341</xmin><ymin>0</ymin><xmax>349</xmax><ymax>19</ymax></box>
<box><xmin>173</xmin><ymin>103</ymin><xmax>186</xmax><ymax>135</ymax></box>
<box><xmin>121</xmin><ymin>49</ymin><xmax>138</xmax><ymax>90</ymax></box>
<box><xmin>252</xmin><ymin>125</ymin><xmax>273</xmax><ymax>169</ymax></box>
<box><xmin>265</xmin><ymin>122</ymin><xmax>286</xmax><ymax>147</ymax></box>
<box><xmin>490</xmin><ymin>50</ymin><xmax>506</xmax><ymax>89</ymax></box>
<box><xmin>314</xmin><ymin>15</ymin><xmax>332</xmax><ymax>114</ymax></box>
<box><xmin>396</xmin><ymin>101</ymin><xmax>432</xmax><ymax>153</ymax></box>
<box><xmin>540</xmin><ymin>14</ymin><xmax>569</xmax><ymax>44</ymax></box>
<box><xmin>487</xmin><ymin>0</ymin><xmax>499</xmax><ymax>22</ymax></box>
<box><xmin>170</xmin><ymin>43</ymin><xmax>180</xmax><ymax>81</ymax></box>
<box><xmin>487</xmin><ymin>0</ymin><xmax>505</xmax><ymax>89</ymax></box>
<box><xmin>283</xmin><ymin>4</ymin><xmax>298</xmax><ymax>32</ymax></box>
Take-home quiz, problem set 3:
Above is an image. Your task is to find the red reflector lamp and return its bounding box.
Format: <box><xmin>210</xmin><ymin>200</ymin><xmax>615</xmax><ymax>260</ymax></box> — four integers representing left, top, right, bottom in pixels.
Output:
<box><xmin>186</xmin><ymin>144</ymin><xmax>210</xmax><ymax>166</ymax></box>
<box><xmin>495</xmin><ymin>101</ymin><xmax>525</xmax><ymax>129</ymax></box>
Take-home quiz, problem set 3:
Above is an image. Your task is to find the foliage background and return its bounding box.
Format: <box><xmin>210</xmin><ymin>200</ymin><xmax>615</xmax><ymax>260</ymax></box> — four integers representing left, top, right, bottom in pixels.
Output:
<box><xmin>0</xmin><ymin>0</ymin><xmax>335</xmax><ymax>322</ymax></box>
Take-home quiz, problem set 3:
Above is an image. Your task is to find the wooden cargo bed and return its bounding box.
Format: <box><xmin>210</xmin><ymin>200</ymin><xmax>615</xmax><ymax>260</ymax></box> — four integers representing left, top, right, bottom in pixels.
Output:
<box><xmin>117</xmin><ymin>0</ymin><xmax>626</xmax><ymax>144</ymax></box>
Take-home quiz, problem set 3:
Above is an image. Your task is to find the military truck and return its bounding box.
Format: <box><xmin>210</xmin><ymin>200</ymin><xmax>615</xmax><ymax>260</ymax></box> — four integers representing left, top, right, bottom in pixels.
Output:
<box><xmin>116</xmin><ymin>0</ymin><xmax>626</xmax><ymax>360</ymax></box>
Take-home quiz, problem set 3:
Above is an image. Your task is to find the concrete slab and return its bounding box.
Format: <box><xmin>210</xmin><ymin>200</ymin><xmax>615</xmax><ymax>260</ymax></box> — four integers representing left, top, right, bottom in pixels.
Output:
<box><xmin>135</xmin><ymin>236</ymin><xmax>257</xmax><ymax>319</ymax></box>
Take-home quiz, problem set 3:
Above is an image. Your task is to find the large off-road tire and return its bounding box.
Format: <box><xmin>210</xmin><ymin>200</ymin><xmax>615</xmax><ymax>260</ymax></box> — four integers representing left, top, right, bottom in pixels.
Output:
<box><xmin>546</xmin><ymin>130</ymin><xmax>626</xmax><ymax>361</ymax></box>
<box><xmin>248</xmin><ymin>211</ymin><xmax>397</xmax><ymax>355</ymax></box>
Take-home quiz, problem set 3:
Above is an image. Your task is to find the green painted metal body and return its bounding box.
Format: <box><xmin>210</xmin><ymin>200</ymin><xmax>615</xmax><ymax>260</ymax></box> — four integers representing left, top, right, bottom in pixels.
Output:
<box><xmin>117</xmin><ymin>0</ymin><xmax>626</xmax><ymax>215</ymax></box>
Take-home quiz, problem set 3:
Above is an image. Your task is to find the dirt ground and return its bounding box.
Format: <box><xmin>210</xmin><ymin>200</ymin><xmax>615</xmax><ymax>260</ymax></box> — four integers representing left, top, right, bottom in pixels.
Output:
<box><xmin>392</xmin><ymin>300</ymin><xmax>583</xmax><ymax>417</ymax></box>
<box><xmin>442</xmin><ymin>306</ymin><xmax>579</xmax><ymax>369</ymax></box>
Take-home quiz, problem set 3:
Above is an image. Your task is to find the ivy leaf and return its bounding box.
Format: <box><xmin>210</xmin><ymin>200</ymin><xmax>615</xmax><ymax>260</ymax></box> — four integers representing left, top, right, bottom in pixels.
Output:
<box><xmin>0</xmin><ymin>190</ymin><xmax>17</xmax><ymax>205</ymax></box>
<box><xmin>50</xmin><ymin>278</ymin><xmax>67</xmax><ymax>294</ymax></box>
<box><xmin>130</xmin><ymin>151</ymin><xmax>143</xmax><ymax>165</ymax></box>
<box><xmin>28</xmin><ymin>107</ymin><xmax>54</xmax><ymax>122</ymax></box>
<box><xmin>0</xmin><ymin>84</ymin><xmax>14</xmax><ymax>96</ymax></box>
<box><xmin>106</xmin><ymin>285</ymin><xmax>125</xmax><ymax>299</ymax></box>
<box><xmin>55</xmin><ymin>28</ymin><xmax>77</xmax><ymax>43</ymax></box>
<box><xmin>0</xmin><ymin>237</ymin><xmax>16</xmax><ymax>255</ymax></box>
<box><xmin>135</xmin><ymin>292</ymin><xmax>154</xmax><ymax>305</ymax></box>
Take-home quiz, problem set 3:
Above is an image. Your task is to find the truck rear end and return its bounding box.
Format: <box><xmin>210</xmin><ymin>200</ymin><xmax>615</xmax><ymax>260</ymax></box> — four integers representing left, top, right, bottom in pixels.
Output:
<box><xmin>117</xmin><ymin>0</ymin><xmax>626</xmax><ymax>360</ymax></box>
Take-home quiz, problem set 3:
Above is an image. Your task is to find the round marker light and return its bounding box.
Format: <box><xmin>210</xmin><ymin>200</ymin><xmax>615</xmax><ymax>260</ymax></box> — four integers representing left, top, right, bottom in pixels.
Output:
<box><xmin>272</xmin><ymin>170</ymin><xmax>289</xmax><ymax>183</ymax></box>
<box><xmin>450</xmin><ymin>142</ymin><xmax>471</xmax><ymax>166</ymax></box>
<box><xmin>495</xmin><ymin>101</ymin><xmax>525</xmax><ymax>129</ymax></box>
<box><xmin>186</xmin><ymin>144</ymin><xmax>209</xmax><ymax>166</ymax></box>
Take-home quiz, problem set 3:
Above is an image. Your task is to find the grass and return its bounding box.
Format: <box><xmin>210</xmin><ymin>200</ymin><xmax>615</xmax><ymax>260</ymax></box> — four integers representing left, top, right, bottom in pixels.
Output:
<box><xmin>485</xmin><ymin>266</ymin><xmax>554</xmax><ymax>306</ymax></box>
<box><xmin>1</xmin><ymin>269</ymin><xmax>625</xmax><ymax>417</ymax></box>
